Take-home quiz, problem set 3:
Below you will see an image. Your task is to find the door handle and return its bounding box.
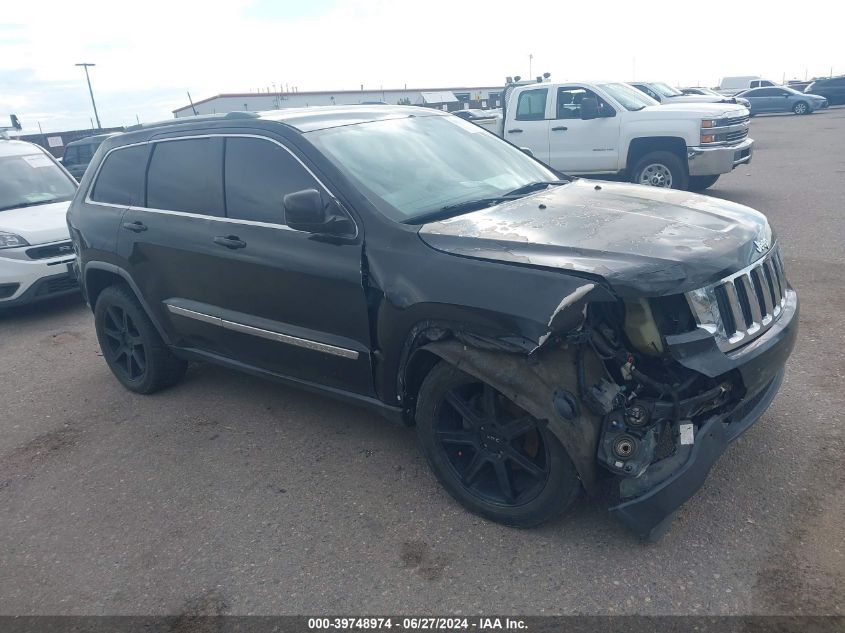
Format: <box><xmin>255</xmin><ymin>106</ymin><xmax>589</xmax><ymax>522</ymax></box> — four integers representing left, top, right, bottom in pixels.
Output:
<box><xmin>507</xmin><ymin>128</ymin><xmax>523</xmax><ymax>133</ymax></box>
<box><xmin>122</xmin><ymin>221</ymin><xmax>147</xmax><ymax>233</ymax></box>
<box><xmin>552</xmin><ymin>126</ymin><xmax>568</xmax><ymax>131</ymax></box>
<box><xmin>213</xmin><ymin>235</ymin><xmax>247</xmax><ymax>249</ymax></box>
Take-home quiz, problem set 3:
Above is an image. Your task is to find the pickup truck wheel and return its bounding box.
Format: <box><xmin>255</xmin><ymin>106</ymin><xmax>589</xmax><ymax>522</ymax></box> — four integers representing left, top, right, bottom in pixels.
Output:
<box><xmin>792</xmin><ymin>101</ymin><xmax>809</xmax><ymax>115</ymax></box>
<box><xmin>415</xmin><ymin>362</ymin><xmax>580</xmax><ymax>527</ymax></box>
<box><xmin>94</xmin><ymin>285</ymin><xmax>187</xmax><ymax>394</ymax></box>
<box><xmin>631</xmin><ymin>151</ymin><xmax>688</xmax><ymax>190</ymax></box>
<box><xmin>688</xmin><ymin>175</ymin><xmax>720</xmax><ymax>192</ymax></box>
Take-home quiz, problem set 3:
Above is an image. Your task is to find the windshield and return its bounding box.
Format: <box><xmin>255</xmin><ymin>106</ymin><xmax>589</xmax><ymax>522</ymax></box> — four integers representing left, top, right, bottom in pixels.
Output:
<box><xmin>306</xmin><ymin>114</ymin><xmax>559</xmax><ymax>222</ymax></box>
<box><xmin>651</xmin><ymin>82</ymin><xmax>683</xmax><ymax>97</ymax></box>
<box><xmin>0</xmin><ymin>152</ymin><xmax>77</xmax><ymax>212</ymax></box>
<box><xmin>599</xmin><ymin>83</ymin><xmax>657</xmax><ymax>110</ymax></box>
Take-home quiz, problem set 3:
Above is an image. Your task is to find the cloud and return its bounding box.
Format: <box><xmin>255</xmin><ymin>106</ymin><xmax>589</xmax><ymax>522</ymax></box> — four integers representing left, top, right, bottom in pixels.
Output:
<box><xmin>1</xmin><ymin>0</ymin><xmax>843</xmax><ymax>133</ymax></box>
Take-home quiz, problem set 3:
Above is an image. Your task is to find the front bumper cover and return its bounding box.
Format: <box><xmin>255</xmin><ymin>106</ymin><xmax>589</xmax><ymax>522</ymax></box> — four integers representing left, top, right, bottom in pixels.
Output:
<box><xmin>687</xmin><ymin>137</ymin><xmax>754</xmax><ymax>176</ymax></box>
<box><xmin>610</xmin><ymin>370</ymin><xmax>783</xmax><ymax>541</ymax></box>
<box><xmin>609</xmin><ymin>288</ymin><xmax>798</xmax><ymax>540</ymax></box>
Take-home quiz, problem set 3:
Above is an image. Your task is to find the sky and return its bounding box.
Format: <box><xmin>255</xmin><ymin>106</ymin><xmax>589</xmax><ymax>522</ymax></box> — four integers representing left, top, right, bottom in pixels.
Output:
<box><xmin>1</xmin><ymin>0</ymin><xmax>843</xmax><ymax>134</ymax></box>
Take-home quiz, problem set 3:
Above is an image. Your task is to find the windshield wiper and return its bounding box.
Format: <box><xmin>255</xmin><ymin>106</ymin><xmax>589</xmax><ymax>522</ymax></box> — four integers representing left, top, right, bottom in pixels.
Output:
<box><xmin>0</xmin><ymin>200</ymin><xmax>57</xmax><ymax>212</ymax></box>
<box><xmin>403</xmin><ymin>196</ymin><xmax>522</xmax><ymax>224</ymax></box>
<box><xmin>503</xmin><ymin>180</ymin><xmax>569</xmax><ymax>196</ymax></box>
<box><xmin>404</xmin><ymin>181</ymin><xmax>570</xmax><ymax>225</ymax></box>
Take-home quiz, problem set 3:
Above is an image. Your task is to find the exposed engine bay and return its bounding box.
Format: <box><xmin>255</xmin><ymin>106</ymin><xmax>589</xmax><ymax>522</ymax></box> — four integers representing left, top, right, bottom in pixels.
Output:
<box><xmin>575</xmin><ymin>300</ymin><xmax>735</xmax><ymax>492</ymax></box>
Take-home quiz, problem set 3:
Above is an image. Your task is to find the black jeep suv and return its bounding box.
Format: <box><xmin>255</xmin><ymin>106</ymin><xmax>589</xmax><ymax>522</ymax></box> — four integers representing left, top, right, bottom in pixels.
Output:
<box><xmin>67</xmin><ymin>106</ymin><xmax>798</xmax><ymax>540</ymax></box>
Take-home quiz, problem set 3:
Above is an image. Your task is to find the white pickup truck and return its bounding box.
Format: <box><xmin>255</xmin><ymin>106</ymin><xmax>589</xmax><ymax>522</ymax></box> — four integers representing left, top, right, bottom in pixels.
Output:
<box><xmin>475</xmin><ymin>81</ymin><xmax>753</xmax><ymax>191</ymax></box>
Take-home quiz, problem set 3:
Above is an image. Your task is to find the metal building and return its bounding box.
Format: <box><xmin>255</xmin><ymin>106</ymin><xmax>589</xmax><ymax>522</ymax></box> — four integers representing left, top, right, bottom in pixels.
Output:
<box><xmin>172</xmin><ymin>86</ymin><xmax>503</xmax><ymax>117</ymax></box>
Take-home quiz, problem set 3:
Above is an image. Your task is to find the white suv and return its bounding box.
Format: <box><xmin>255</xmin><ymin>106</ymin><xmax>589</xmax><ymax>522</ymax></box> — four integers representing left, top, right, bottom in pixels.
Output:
<box><xmin>0</xmin><ymin>139</ymin><xmax>79</xmax><ymax>308</ymax></box>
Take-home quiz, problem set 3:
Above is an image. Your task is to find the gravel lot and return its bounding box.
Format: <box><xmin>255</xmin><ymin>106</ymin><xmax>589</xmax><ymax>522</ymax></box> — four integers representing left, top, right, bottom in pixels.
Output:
<box><xmin>1</xmin><ymin>109</ymin><xmax>843</xmax><ymax>617</ymax></box>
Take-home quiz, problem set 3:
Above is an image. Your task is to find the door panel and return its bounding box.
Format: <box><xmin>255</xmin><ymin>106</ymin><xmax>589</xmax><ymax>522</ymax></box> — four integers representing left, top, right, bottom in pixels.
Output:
<box><xmin>118</xmin><ymin>209</ymin><xmax>231</xmax><ymax>355</ymax></box>
<box><xmin>505</xmin><ymin>87</ymin><xmax>550</xmax><ymax>163</ymax></box>
<box><xmin>547</xmin><ymin>86</ymin><xmax>620</xmax><ymax>173</ymax></box>
<box><xmin>207</xmin><ymin>135</ymin><xmax>374</xmax><ymax>395</ymax></box>
<box><xmin>204</xmin><ymin>220</ymin><xmax>373</xmax><ymax>395</ymax></box>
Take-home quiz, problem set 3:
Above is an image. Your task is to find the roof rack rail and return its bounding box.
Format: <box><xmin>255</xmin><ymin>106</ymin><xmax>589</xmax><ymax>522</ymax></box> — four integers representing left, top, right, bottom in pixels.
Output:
<box><xmin>125</xmin><ymin>111</ymin><xmax>260</xmax><ymax>133</ymax></box>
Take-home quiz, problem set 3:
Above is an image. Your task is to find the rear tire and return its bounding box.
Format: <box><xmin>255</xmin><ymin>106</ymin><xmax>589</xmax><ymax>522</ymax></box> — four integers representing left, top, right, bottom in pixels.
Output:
<box><xmin>630</xmin><ymin>150</ymin><xmax>689</xmax><ymax>190</ymax></box>
<box><xmin>415</xmin><ymin>362</ymin><xmax>580</xmax><ymax>527</ymax></box>
<box><xmin>688</xmin><ymin>175</ymin><xmax>720</xmax><ymax>192</ymax></box>
<box><xmin>94</xmin><ymin>284</ymin><xmax>187</xmax><ymax>394</ymax></box>
<box><xmin>793</xmin><ymin>101</ymin><xmax>809</xmax><ymax>115</ymax></box>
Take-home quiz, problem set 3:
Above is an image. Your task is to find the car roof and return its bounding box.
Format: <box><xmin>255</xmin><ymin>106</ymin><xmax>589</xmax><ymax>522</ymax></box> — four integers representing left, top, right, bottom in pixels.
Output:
<box><xmin>121</xmin><ymin>105</ymin><xmax>447</xmax><ymax>138</ymax></box>
<box><xmin>65</xmin><ymin>133</ymin><xmax>119</xmax><ymax>147</ymax></box>
<box><xmin>0</xmin><ymin>139</ymin><xmax>48</xmax><ymax>157</ymax></box>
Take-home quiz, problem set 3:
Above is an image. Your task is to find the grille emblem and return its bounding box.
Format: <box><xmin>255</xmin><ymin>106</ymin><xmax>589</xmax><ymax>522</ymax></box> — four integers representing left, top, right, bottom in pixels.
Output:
<box><xmin>754</xmin><ymin>238</ymin><xmax>770</xmax><ymax>253</ymax></box>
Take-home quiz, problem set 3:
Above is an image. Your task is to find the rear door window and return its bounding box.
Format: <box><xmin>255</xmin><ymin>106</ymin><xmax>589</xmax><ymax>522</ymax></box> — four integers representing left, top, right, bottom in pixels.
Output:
<box><xmin>224</xmin><ymin>137</ymin><xmax>319</xmax><ymax>224</ymax></box>
<box><xmin>90</xmin><ymin>144</ymin><xmax>149</xmax><ymax>206</ymax></box>
<box><xmin>515</xmin><ymin>88</ymin><xmax>548</xmax><ymax>121</ymax></box>
<box><xmin>146</xmin><ymin>138</ymin><xmax>224</xmax><ymax>216</ymax></box>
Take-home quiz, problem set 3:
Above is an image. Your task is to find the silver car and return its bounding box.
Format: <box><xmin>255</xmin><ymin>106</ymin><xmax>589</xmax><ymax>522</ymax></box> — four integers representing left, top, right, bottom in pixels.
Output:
<box><xmin>736</xmin><ymin>86</ymin><xmax>828</xmax><ymax>115</ymax></box>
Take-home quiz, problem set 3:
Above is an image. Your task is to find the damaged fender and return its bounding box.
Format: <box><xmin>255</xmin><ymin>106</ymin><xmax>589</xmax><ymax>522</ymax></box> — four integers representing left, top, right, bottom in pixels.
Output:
<box><xmin>419</xmin><ymin>339</ymin><xmax>605</xmax><ymax>492</ymax></box>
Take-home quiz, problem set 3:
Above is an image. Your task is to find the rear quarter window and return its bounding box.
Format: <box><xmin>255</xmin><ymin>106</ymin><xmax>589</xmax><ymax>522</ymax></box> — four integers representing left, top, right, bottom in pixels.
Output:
<box><xmin>89</xmin><ymin>144</ymin><xmax>149</xmax><ymax>206</ymax></box>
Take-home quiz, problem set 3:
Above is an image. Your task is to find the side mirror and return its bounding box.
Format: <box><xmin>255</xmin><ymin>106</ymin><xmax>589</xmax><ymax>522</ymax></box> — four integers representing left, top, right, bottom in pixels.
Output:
<box><xmin>283</xmin><ymin>188</ymin><xmax>354</xmax><ymax>235</ymax></box>
<box><xmin>520</xmin><ymin>147</ymin><xmax>534</xmax><ymax>157</ymax></box>
<box><xmin>580</xmin><ymin>97</ymin><xmax>599</xmax><ymax>120</ymax></box>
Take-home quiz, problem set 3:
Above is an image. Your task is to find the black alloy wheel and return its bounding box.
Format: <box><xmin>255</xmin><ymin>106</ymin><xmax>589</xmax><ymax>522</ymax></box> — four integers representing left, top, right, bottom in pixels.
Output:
<box><xmin>416</xmin><ymin>362</ymin><xmax>580</xmax><ymax>527</ymax></box>
<box><xmin>435</xmin><ymin>381</ymin><xmax>550</xmax><ymax>506</ymax></box>
<box><xmin>94</xmin><ymin>284</ymin><xmax>187</xmax><ymax>394</ymax></box>
<box><xmin>102</xmin><ymin>304</ymin><xmax>146</xmax><ymax>381</ymax></box>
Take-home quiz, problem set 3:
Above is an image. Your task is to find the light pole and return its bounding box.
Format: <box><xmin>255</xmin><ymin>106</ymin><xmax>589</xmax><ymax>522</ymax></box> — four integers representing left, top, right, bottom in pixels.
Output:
<box><xmin>75</xmin><ymin>63</ymin><xmax>101</xmax><ymax>129</ymax></box>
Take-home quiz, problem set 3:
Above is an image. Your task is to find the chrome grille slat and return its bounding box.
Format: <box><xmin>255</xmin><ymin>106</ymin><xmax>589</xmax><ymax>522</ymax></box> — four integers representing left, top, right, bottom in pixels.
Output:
<box><xmin>724</xmin><ymin>280</ymin><xmax>747</xmax><ymax>334</ymax></box>
<box><xmin>753</xmin><ymin>267</ymin><xmax>774</xmax><ymax>324</ymax></box>
<box><xmin>738</xmin><ymin>274</ymin><xmax>762</xmax><ymax>332</ymax></box>
<box><xmin>685</xmin><ymin>245</ymin><xmax>788</xmax><ymax>353</ymax></box>
<box><xmin>726</xmin><ymin>129</ymin><xmax>749</xmax><ymax>143</ymax></box>
<box><xmin>764</xmin><ymin>259</ymin><xmax>782</xmax><ymax>306</ymax></box>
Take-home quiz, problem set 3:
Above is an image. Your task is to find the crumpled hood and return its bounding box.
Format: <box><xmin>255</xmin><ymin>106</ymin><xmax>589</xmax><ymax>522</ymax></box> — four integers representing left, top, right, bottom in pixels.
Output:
<box><xmin>0</xmin><ymin>201</ymin><xmax>71</xmax><ymax>246</ymax></box>
<box><xmin>418</xmin><ymin>179</ymin><xmax>773</xmax><ymax>297</ymax></box>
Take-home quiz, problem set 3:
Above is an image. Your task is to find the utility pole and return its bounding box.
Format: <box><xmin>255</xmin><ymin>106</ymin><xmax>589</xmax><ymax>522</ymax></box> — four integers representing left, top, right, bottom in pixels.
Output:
<box><xmin>529</xmin><ymin>53</ymin><xmax>533</xmax><ymax>79</ymax></box>
<box><xmin>187</xmin><ymin>91</ymin><xmax>198</xmax><ymax>116</ymax></box>
<box><xmin>75</xmin><ymin>63</ymin><xmax>102</xmax><ymax>129</ymax></box>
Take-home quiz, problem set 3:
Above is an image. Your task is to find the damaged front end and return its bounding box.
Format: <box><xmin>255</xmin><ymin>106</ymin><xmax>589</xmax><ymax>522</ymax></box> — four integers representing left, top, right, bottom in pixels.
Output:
<box><xmin>416</xmin><ymin>251</ymin><xmax>798</xmax><ymax>541</ymax></box>
<box><xmin>574</xmin><ymin>253</ymin><xmax>799</xmax><ymax>540</ymax></box>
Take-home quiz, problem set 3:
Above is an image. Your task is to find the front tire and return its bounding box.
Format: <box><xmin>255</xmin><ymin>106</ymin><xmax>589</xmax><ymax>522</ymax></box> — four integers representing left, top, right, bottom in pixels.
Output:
<box><xmin>793</xmin><ymin>101</ymin><xmax>809</xmax><ymax>115</ymax></box>
<box><xmin>415</xmin><ymin>362</ymin><xmax>580</xmax><ymax>527</ymax></box>
<box><xmin>630</xmin><ymin>150</ymin><xmax>688</xmax><ymax>190</ymax></box>
<box><xmin>688</xmin><ymin>175</ymin><xmax>720</xmax><ymax>192</ymax></box>
<box><xmin>94</xmin><ymin>285</ymin><xmax>187</xmax><ymax>394</ymax></box>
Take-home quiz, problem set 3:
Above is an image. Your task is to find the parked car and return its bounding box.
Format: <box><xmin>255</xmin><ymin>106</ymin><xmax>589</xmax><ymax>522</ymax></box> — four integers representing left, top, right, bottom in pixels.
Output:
<box><xmin>718</xmin><ymin>76</ymin><xmax>777</xmax><ymax>96</ymax></box>
<box><xmin>62</xmin><ymin>133</ymin><xmax>118</xmax><ymax>181</ymax></box>
<box><xmin>473</xmin><ymin>81</ymin><xmax>752</xmax><ymax>191</ymax></box>
<box><xmin>736</xmin><ymin>86</ymin><xmax>828</xmax><ymax>115</ymax></box>
<box><xmin>804</xmin><ymin>76</ymin><xmax>845</xmax><ymax>106</ymax></box>
<box><xmin>786</xmin><ymin>80</ymin><xmax>813</xmax><ymax>93</ymax></box>
<box><xmin>630</xmin><ymin>82</ymin><xmax>750</xmax><ymax>108</ymax></box>
<box><xmin>0</xmin><ymin>138</ymin><xmax>79</xmax><ymax>308</ymax></box>
<box><xmin>679</xmin><ymin>86</ymin><xmax>752</xmax><ymax>108</ymax></box>
<box><xmin>68</xmin><ymin>107</ymin><xmax>797</xmax><ymax>540</ymax></box>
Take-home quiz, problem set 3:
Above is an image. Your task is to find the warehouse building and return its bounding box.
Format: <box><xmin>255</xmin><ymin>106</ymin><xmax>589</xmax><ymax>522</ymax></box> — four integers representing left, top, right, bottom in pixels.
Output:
<box><xmin>172</xmin><ymin>86</ymin><xmax>503</xmax><ymax>117</ymax></box>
